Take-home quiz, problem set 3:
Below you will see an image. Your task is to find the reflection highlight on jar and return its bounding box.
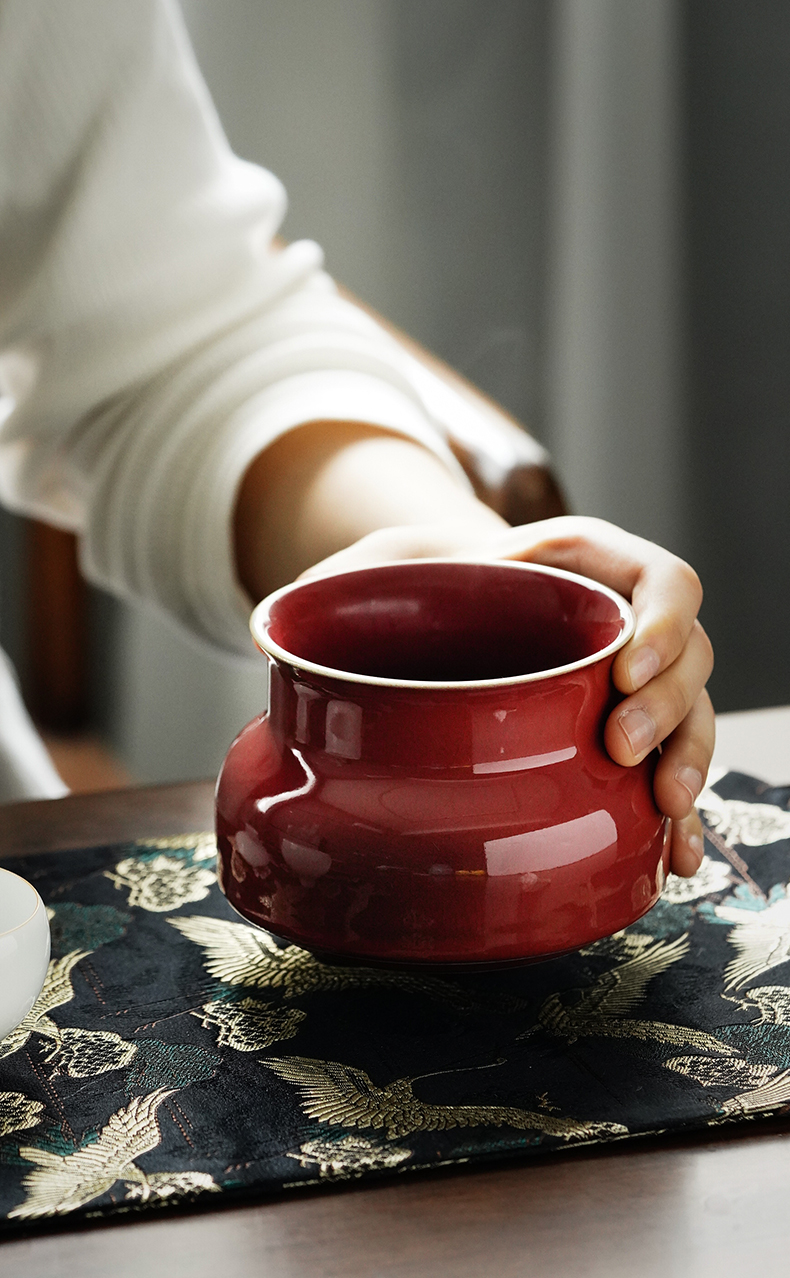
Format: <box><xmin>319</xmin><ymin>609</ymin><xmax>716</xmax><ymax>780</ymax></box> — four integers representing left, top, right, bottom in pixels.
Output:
<box><xmin>325</xmin><ymin>699</ymin><xmax>363</xmax><ymax>760</ymax></box>
<box><xmin>281</xmin><ymin>838</ymin><xmax>332</xmax><ymax>886</ymax></box>
<box><xmin>473</xmin><ymin>746</ymin><xmax>577</xmax><ymax>775</ymax></box>
<box><xmin>255</xmin><ymin>748</ymin><xmax>316</xmax><ymax>816</ymax></box>
<box><xmin>484</xmin><ymin>810</ymin><xmax>618</xmax><ymax>875</ymax></box>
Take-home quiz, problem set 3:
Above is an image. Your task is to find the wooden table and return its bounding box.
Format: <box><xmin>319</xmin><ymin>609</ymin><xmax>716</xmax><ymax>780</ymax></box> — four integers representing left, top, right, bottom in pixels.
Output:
<box><xmin>711</xmin><ymin>703</ymin><xmax>790</xmax><ymax>786</ymax></box>
<box><xmin>2</xmin><ymin>707</ymin><xmax>790</xmax><ymax>1277</ymax></box>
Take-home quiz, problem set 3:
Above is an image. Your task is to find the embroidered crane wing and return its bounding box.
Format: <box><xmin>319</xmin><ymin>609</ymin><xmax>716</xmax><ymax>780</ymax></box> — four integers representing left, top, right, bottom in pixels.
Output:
<box><xmin>719</xmin><ymin>901</ymin><xmax>790</xmax><ymax>989</ymax></box>
<box><xmin>9</xmin><ymin>1090</ymin><xmax>174</xmax><ymax>1219</ymax></box>
<box><xmin>171</xmin><ymin>916</ymin><xmax>525</xmax><ymax>1014</ymax></box>
<box><xmin>0</xmin><ymin>951</ymin><xmax>89</xmax><ymax>1061</ymax></box>
<box><xmin>168</xmin><ymin>915</ymin><xmax>283</xmax><ymax>986</ymax></box>
<box><xmin>262</xmin><ymin>1056</ymin><xmax>393</xmax><ymax>1129</ymax></box>
<box><xmin>37</xmin><ymin>951</ymin><xmax>91</xmax><ymax>1016</ymax></box>
<box><xmin>582</xmin><ymin>935</ymin><xmax>690</xmax><ymax>1018</ymax></box>
<box><xmin>262</xmin><ymin>1056</ymin><xmax>627</xmax><ymax>1142</ymax></box>
<box><xmin>720</xmin><ymin>1066</ymin><xmax>790</xmax><ymax>1117</ymax></box>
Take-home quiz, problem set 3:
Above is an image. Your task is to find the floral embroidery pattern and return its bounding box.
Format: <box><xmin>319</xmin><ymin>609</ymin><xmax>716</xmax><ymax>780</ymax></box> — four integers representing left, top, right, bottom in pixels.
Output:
<box><xmin>698</xmin><ymin>786</ymin><xmax>790</xmax><ymax>847</ymax></box>
<box><xmin>663</xmin><ymin>856</ymin><xmax>734</xmax><ymax>904</ymax></box>
<box><xmin>286</xmin><ymin>1134</ymin><xmax>412</xmax><ymax>1180</ymax></box>
<box><xmin>192</xmin><ymin>997</ymin><xmax>305</xmax><ymax>1052</ymax></box>
<box><xmin>0</xmin><ymin>1093</ymin><xmax>44</xmax><ymax>1140</ymax></box>
<box><xmin>105</xmin><ymin>854</ymin><xmax>215</xmax><ymax>912</ymax></box>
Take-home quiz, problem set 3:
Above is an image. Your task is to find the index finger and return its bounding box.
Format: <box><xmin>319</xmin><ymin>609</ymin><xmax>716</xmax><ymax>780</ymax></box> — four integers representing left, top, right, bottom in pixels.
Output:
<box><xmin>612</xmin><ymin>552</ymin><xmax>703</xmax><ymax>695</ymax></box>
<box><xmin>479</xmin><ymin>517</ymin><xmax>703</xmax><ymax>695</ymax></box>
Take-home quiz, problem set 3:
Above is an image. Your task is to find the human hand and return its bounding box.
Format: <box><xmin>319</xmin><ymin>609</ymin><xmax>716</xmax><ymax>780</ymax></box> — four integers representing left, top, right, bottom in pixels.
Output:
<box><xmin>303</xmin><ymin>515</ymin><xmax>714</xmax><ymax>878</ymax></box>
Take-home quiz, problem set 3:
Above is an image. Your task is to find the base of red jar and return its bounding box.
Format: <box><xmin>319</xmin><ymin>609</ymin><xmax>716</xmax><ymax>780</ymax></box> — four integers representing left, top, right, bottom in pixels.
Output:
<box><xmin>272</xmin><ymin>935</ymin><xmax>574</xmax><ymax>971</ymax></box>
<box><xmin>226</xmin><ymin>896</ymin><xmax>665</xmax><ymax>972</ymax></box>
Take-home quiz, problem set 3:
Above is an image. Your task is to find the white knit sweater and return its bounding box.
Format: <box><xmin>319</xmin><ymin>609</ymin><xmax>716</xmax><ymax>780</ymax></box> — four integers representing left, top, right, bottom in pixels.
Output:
<box><xmin>0</xmin><ymin>0</ymin><xmax>543</xmax><ymax>800</ymax></box>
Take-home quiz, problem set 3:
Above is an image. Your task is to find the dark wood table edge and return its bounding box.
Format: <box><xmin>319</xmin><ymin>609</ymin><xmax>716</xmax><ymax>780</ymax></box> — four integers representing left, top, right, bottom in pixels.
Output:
<box><xmin>0</xmin><ymin>780</ymin><xmax>216</xmax><ymax>858</ymax></box>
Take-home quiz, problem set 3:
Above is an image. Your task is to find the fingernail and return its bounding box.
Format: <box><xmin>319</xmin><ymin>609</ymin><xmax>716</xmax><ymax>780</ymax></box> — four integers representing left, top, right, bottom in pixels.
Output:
<box><xmin>618</xmin><ymin>707</ymin><xmax>656</xmax><ymax>757</ymax></box>
<box><xmin>675</xmin><ymin>766</ymin><xmax>703</xmax><ymax>814</ymax></box>
<box><xmin>628</xmin><ymin>646</ymin><xmax>660</xmax><ymax>690</ymax></box>
<box><xmin>687</xmin><ymin>833</ymin><xmax>704</xmax><ymax>870</ymax></box>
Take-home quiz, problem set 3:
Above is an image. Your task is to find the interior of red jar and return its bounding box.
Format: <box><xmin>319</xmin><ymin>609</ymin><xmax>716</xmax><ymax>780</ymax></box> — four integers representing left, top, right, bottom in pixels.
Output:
<box><xmin>265</xmin><ymin>562</ymin><xmax>625</xmax><ymax>683</ymax></box>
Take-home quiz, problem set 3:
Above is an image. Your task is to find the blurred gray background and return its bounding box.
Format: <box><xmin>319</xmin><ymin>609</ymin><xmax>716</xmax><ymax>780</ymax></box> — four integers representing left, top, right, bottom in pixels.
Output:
<box><xmin>2</xmin><ymin>0</ymin><xmax>788</xmax><ymax>783</ymax></box>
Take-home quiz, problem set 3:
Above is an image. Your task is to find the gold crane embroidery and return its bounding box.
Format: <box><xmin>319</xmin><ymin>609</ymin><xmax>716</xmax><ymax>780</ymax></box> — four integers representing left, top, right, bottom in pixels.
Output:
<box><xmin>528</xmin><ymin>935</ymin><xmax>735</xmax><ymax>1054</ymax></box>
<box><xmin>261</xmin><ymin>1055</ymin><xmax>628</xmax><ymax>1142</ymax></box>
<box><xmin>169</xmin><ymin>915</ymin><xmax>525</xmax><ymax>1014</ymax></box>
<box><xmin>665</xmin><ymin>1054</ymin><xmax>790</xmax><ymax>1129</ymax></box>
<box><xmin>663</xmin><ymin>1055</ymin><xmax>774</xmax><ymax>1091</ymax></box>
<box><xmin>668</xmin><ymin>1051</ymin><xmax>790</xmax><ymax>1123</ymax></box>
<box><xmin>718</xmin><ymin>1067</ymin><xmax>790</xmax><ymax>1119</ymax></box>
<box><xmin>0</xmin><ymin>1092</ymin><xmax>45</xmax><ymax>1139</ymax></box>
<box><xmin>0</xmin><ymin>951</ymin><xmax>89</xmax><ymax>1061</ymax></box>
<box><xmin>192</xmin><ymin>997</ymin><xmax>305</xmax><ymax>1051</ymax></box>
<box><xmin>717</xmin><ymin>894</ymin><xmax>790</xmax><ymax>989</ymax></box>
<box><xmin>0</xmin><ymin>949</ymin><xmax>139</xmax><ymax>1077</ymax></box>
<box><xmin>665</xmin><ymin>985</ymin><xmax>790</xmax><ymax>1109</ymax></box>
<box><xmin>8</xmin><ymin>1089</ymin><xmax>217</xmax><ymax>1219</ymax></box>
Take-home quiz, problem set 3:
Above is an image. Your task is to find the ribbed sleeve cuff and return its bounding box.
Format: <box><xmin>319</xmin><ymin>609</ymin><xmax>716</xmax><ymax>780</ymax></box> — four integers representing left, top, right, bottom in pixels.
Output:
<box><xmin>83</xmin><ymin>366</ymin><xmax>468</xmax><ymax>657</ymax></box>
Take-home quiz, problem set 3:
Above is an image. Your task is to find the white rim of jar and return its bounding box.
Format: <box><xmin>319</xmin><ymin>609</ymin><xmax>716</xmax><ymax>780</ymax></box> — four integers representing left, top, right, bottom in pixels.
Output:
<box><xmin>250</xmin><ymin>558</ymin><xmax>636</xmax><ymax>691</ymax></box>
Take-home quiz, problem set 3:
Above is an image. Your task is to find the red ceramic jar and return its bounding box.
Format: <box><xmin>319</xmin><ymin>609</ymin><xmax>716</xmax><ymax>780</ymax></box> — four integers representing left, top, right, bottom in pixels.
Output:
<box><xmin>216</xmin><ymin>560</ymin><xmax>668</xmax><ymax>966</ymax></box>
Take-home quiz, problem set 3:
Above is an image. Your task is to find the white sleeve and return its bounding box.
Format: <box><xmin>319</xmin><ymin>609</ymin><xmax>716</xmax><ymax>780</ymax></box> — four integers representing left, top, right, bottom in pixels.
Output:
<box><xmin>0</xmin><ymin>0</ymin><xmax>482</xmax><ymax>656</ymax></box>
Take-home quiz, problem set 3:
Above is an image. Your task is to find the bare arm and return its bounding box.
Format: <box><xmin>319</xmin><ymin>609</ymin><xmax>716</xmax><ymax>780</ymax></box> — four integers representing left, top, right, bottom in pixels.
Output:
<box><xmin>233</xmin><ymin>418</ymin><xmax>507</xmax><ymax>599</ymax></box>
<box><xmin>233</xmin><ymin>285</ymin><xmax>565</xmax><ymax>597</ymax></box>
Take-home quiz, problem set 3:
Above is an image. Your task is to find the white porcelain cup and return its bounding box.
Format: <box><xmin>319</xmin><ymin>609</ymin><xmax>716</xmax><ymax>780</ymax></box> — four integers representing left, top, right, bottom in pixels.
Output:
<box><xmin>0</xmin><ymin>868</ymin><xmax>51</xmax><ymax>1041</ymax></box>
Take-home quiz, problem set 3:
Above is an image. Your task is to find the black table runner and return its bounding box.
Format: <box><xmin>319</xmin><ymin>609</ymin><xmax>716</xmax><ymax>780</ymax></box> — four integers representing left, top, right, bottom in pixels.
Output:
<box><xmin>2</xmin><ymin>770</ymin><xmax>790</xmax><ymax>1232</ymax></box>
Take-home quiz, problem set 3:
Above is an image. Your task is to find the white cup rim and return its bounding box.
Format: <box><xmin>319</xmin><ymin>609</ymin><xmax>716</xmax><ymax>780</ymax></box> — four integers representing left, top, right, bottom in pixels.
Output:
<box><xmin>250</xmin><ymin>558</ymin><xmax>636</xmax><ymax>690</ymax></box>
<box><xmin>0</xmin><ymin>867</ymin><xmax>43</xmax><ymax>936</ymax></box>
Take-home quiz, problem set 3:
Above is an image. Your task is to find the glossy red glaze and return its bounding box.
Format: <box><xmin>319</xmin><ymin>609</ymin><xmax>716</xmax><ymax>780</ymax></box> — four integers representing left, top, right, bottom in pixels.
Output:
<box><xmin>216</xmin><ymin>561</ymin><xmax>668</xmax><ymax>966</ymax></box>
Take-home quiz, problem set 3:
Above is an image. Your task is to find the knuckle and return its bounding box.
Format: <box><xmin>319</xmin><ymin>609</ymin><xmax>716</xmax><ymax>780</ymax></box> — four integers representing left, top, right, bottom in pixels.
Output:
<box><xmin>698</xmin><ymin>686</ymin><xmax>716</xmax><ymax>718</ymax></box>
<box><xmin>674</xmin><ymin>683</ymin><xmax>693</xmax><ymax>726</ymax></box>
<box><xmin>664</xmin><ymin>614</ymin><xmax>690</xmax><ymax>663</ymax></box>
<box><xmin>665</xmin><ymin>678</ymin><xmax>693</xmax><ymax>727</ymax></box>
<box><xmin>679</xmin><ymin>809</ymin><xmax>704</xmax><ymax>839</ymax></box>
<box><xmin>370</xmin><ymin>525</ymin><xmax>411</xmax><ymax>551</ymax></box>
<box><xmin>677</xmin><ymin>558</ymin><xmax>704</xmax><ymax>608</ymax></box>
<box><xmin>692</xmin><ymin>620</ymin><xmax>715</xmax><ymax>676</ymax></box>
<box><xmin>546</xmin><ymin>515</ymin><xmax>610</xmax><ymax>549</ymax></box>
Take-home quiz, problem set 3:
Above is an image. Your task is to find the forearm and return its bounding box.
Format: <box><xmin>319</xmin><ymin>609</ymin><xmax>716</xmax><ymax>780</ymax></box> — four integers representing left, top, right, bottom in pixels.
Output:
<box><xmin>233</xmin><ymin>419</ymin><xmax>507</xmax><ymax>601</ymax></box>
<box><xmin>337</xmin><ymin>288</ymin><xmax>567</xmax><ymax>526</ymax></box>
<box><xmin>232</xmin><ymin>281</ymin><xmax>565</xmax><ymax>602</ymax></box>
